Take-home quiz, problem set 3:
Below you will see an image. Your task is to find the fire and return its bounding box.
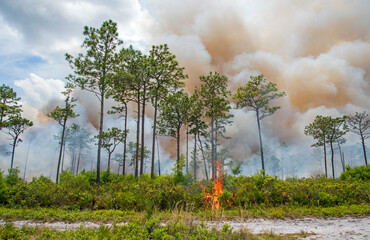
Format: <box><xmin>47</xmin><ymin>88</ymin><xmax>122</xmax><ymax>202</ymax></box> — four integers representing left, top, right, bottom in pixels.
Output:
<box><xmin>203</xmin><ymin>161</ymin><xmax>223</xmax><ymax>210</ymax></box>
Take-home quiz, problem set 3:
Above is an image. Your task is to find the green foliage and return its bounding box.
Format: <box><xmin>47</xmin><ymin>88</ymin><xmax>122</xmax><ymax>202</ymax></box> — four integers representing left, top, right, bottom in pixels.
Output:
<box><xmin>158</xmin><ymin>91</ymin><xmax>190</xmax><ymax>139</ymax></box>
<box><xmin>0</xmin><ymin>167</ymin><xmax>369</xmax><ymax>215</ymax></box>
<box><xmin>96</xmin><ymin>127</ymin><xmax>126</xmax><ymax>169</ymax></box>
<box><xmin>0</xmin><ymin>218</ymin><xmax>310</xmax><ymax>240</ymax></box>
<box><xmin>0</xmin><ymin>84</ymin><xmax>21</xmax><ymax>129</ymax></box>
<box><xmin>199</xmin><ymin>72</ymin><xmax>231</xmax><ymax>120</ymax></box>
<box><xmin>66</xmin><ymin>19</ymin><xmax>123</xmax><ymax>185</ymax></box>
<box><xmin>232</xmin><ymin>75</ymin><xmax>285</xmax><ymax>175</ymax></box>
<box><xmin>5</xmin><ymin>168</ymin><xmax>22</xmax><ymax>186</ymax></box>
<box><xmin>305</xmin><ymin>115</ymin><xmax>348</xmax><ymax>148</ymax></box>
<box><xmin>340</xmin><ymin>165</ymin><xmax>370</xmax><ymax>181</ymax></box>
<box><xmin>231</xmin><ymin>162</ymin><xmax>242</xmax><ymax>176</ymax></box>
<box><xmin>47</xmin><ymin>83</ymin><xmax>78</xmax><ymax>127</ymax></box>
<box><xmin>232</xmin><ymin>75</ymin><xmax>285</xmax><ymax>119</ymax></box>
<box><xmin>347</xmin><ymin>111</ymin><xmax>369</xmax><ymax>166</ymax></box>
<box><xmin>172</xmin><ymin>154</ymin><xmax>185</xmax><ymax>184</ymax></box>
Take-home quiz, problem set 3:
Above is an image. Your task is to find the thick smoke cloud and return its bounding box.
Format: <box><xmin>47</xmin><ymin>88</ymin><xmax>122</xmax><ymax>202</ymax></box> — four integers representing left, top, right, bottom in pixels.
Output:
<box><xmin>140</xmin><ymin>0</ymin><xmax>370</xmax><ymax>164</ymax></box>
<box><xmin>2</xmin><ymin>1</ymin><xmax>369</xmax><ymax>178</ymax></box>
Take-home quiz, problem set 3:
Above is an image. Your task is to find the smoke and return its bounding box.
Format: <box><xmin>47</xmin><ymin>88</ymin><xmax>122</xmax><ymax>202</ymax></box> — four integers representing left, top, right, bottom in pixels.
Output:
<box><xmin>138</xmin><ymin>0</ymin><xmax>370</xmax><ymax>167</ymax></box>
<box><xmin>3</xmin><ymin>1</ymin><xmax>370</xmax><ymax>178</ymax></box>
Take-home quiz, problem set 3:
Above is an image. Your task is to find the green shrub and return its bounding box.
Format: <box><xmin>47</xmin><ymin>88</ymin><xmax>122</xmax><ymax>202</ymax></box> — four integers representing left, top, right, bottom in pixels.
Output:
<box><xmin>340</xmin><ymin>165</ymin><xmax>370</xmax><ymax>181</ymax></box>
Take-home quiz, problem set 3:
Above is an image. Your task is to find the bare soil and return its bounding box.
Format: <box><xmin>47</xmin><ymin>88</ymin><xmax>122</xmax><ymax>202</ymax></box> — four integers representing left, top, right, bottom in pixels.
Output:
<box><xmin>1</xmin><ymin>217</ymin><xmax>369</xmax><ymax>239</ymax></box>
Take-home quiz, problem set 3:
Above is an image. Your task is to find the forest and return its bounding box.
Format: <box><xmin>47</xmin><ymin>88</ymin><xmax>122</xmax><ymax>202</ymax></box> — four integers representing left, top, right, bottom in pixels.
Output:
<box><xmin>1</xmin><ymin>20</ymin><xmax>369</xmax><ymax>184</ymax></box>
<box><xmin>0</xmin><ymin>20</ymin><xmax>370</xmax><ymax>239</ymax></box>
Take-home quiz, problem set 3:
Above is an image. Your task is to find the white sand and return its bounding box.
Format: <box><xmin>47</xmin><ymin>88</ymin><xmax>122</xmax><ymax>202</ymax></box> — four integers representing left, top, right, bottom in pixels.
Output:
<box><xmin>1</xmin><ymin>217</ymin><xmax>369</xmax><ymax>239</ymax></box>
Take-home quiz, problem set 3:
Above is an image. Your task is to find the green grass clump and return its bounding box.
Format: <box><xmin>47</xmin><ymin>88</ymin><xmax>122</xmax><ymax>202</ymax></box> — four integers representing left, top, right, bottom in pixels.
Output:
<box><xmin>0</xmin><ymin>166</ymin><xmax>369</xmax><ymax>218</ymax></box>
<box><xmin>0</xmin><ymin>219</ymin><xmax>313</xmax><ymax>240</ymax></box>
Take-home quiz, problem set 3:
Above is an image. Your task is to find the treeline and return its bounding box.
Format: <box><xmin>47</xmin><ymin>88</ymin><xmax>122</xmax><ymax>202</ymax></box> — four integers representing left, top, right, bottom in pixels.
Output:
<box><xmin>1</xmin><ymin>20</ymin><xmax>369</xmax><ymax>185</ymax></box>
<box><xmin>0</xmin><ymin>165</ymin><xmax>368</xmax><ymax>211</ymax></box>
<box><xmin>305</xmin><ymin>112</ymin><xmax>369</xmax><ymax>178</ymax></box>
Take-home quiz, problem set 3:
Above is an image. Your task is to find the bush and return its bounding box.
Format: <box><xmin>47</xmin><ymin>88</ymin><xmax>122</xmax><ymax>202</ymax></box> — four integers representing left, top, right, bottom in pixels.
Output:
<box><xmin>0</xmin><ymin>167</ymin><xmax>369</xmax><ymax>211</ymax></box>
<box><xmin>340</xmin><ymin>165</ymin><xmax>370</xmax><ymax>181</ymax></box>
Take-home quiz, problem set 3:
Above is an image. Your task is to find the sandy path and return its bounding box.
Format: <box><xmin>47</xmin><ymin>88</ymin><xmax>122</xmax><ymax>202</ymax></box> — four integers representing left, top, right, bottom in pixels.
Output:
<box><xmin>207</xmin><ymin>217</ymin><xmax>370</xmax><ymax>239</ymax></box>
<box><xmin>1</xmin><ymin>217</ymin><xmax>369</xmax><ymax>239</ymax></box>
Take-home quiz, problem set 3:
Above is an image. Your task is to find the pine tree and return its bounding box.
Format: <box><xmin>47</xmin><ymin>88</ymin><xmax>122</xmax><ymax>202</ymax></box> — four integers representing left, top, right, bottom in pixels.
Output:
<box><xmin>66</xmin><ymin>20</ymin><xmax>122</xmax><ymax>185</ymax></box>
<box><xmin>233</xmin><ymin>75</ymin><xmax>285</xmax><ymax>175</ymax></box>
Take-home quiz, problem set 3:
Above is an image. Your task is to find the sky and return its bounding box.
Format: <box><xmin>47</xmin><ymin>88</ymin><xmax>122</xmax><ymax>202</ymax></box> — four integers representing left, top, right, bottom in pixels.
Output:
<box><xmin>0</xmin><ymin>0</ymin><xmax>369</xmax><ymax>179</ymax></box>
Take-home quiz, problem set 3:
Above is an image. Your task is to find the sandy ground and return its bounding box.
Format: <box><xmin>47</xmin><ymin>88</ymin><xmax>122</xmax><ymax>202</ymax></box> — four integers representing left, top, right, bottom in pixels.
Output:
<box><xmin>1</xmin><ymin>217</ymin><xmax>369</xmax><ymax>239</ymax></box>
<box><xmin>207</xmin><ymin>217</ymin><xmax>370</xmax><ymax>239</ymax></box>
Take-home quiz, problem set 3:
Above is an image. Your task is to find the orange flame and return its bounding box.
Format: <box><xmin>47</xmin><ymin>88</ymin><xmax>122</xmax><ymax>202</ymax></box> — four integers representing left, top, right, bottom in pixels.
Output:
<box><xmin>203</xmin><ymin>161</ymin><xmax>223</xmax><ymax>210</ymax></box>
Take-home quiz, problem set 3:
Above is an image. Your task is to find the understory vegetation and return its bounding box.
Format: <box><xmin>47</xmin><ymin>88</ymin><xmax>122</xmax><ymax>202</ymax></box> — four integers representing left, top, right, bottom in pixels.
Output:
<box><xmin>0</xmin><ymin>221</ymin><xmax>313</xmax><ymax>240</ymax></box>
<box><xmin>0</xmin><ymin>165</ymin><xmax>368</xmax><ymax>218</ymax></box>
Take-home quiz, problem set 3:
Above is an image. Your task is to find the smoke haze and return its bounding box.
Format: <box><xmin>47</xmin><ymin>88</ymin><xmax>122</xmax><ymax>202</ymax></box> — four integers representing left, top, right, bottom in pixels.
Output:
<box><xmin>1</xmin><ymin>0</ymin><xmax>369</xmax><ymax>178</ymax></box>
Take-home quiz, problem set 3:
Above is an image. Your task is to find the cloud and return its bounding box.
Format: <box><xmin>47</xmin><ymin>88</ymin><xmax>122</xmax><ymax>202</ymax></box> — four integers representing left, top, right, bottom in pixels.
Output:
<box><xmin>14</xmin><ymin>73</ymin><xmax>65</xmax><ymax>109</ymax></box>
<box><xmin>1</xmin><ymin>0</ymin><xmax>370</xmax><ymax>177</ymax></box>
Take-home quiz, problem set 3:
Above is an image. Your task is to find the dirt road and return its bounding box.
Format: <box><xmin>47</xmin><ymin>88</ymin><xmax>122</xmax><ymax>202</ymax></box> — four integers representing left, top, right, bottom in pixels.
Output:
<box><xmin>1</xmin><ymin>217</ymin><xmax>369</xmax><ymax>239</ymax></box>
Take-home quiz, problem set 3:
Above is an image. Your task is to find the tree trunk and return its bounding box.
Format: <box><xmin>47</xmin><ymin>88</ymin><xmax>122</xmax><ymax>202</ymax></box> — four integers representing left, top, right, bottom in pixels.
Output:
<box><xmin>96</xmin><ymin>90</ymin><xmax>105</xmax><ymax>186</ymax></box>
<box><xmin>151</xmin><ymin>97</ymin><xmax>158</xmax><ymax>179</ymax></box>
<box><xmin>56</xmin><ymin>118</ymin><xmax>67</xmax><ymax>183</ymax></box>
<box><xmin>186</xmin><ymin>126</ymin><xmax>189</xmax><ymax>173</ymax></box>
<box><xmin>140</xmin><ymin>92</ymin><xmax>146</xmax><ymax>175</ymax></box>
<box><xmin>360</xmin><ymin>131</ymin><xmax>368</xmax><ymax>166</ymax></box>
<box><xmin>256</xmin><ymin>109</ymin><xmax>265</xmax><ymax>175</ymax></box>
<box><xmin>157</xmin><ymin>136</ymin><xmax>161</xmax><ymax>176</ymax></box>
<box><xmin>61</xmin><ymin>141</ymin><xmax>66</xmax><ymax>173</ymax></box>
<box><xmin>337</xmin><ymin>140</ymin><xmax>345</xmax><ymax>173</ymax></box>
<box><xmin>193</xmin><ymin>133</ymin><xmax>197</xmax><ymax>180</ymax></box>
<box><xmin>323</xmin><ymin>135</ymin><xmax>328</xmax><ymax>178</ymax></box>
<box><xmin>108</xmin><ymin>151</ymin><xmax>112</xmax><ymax>170</ymax></box>
<box><xmin>330</xmin><ymin>140</ymin><xmax>335</xmax><ymax>178</ymax></box>
<box><xmin>71</xmin><ymin>148</ymin><xmax>76</xmax><ymax>174</ymax></box>
<box><xmin>198</xmin><ymin>132</ymin><xmax>208</xmax><ymax>180</ymax></box>
<box><xmin>123</xmin><ymin>102</ymin><xmax>128</xmax><ymax>176</ymax></box>
<box><xmin>135</xmin><ymin>94</ymin><xmax>141</xmax><ymax>177</ymax></box>
<box><xmin>177</xmin><ymin>126</ymin><xmax>180</xmax><ymax>170</ymax></box>
<box><xmin>23</xmin><ymin>138</ymin><xmax>32</xmax><ymax>180</ymax></box>
<box><xmin>10</xmin><ymin>136</ymin><xmax>18</xmax><ymax>169</ymax></box>
<box><xmin>210</xmin><ymin>116</ymin><xmax>215</xmax><ymax>178</ymax></box>
<box><xmin>76</xmin><ymin>144</ymin><xmax>81</xmax><ymax>174</ymax></box>
<box><xmin>215</xmin><ymin>120</ymin><xmax>218</xmax><ymax>161</ymax></box>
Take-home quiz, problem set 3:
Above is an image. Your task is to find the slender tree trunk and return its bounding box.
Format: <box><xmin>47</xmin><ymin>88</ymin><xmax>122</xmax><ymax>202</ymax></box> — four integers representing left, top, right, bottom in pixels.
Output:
<box><xmin>140</xmin><ymin>93</ymin><xmax>146</xmax><ymax>175</ymax></box>
<box><xmin>61</xmin><ymin>142</ymin><xmax>66</xmax><ymax>173</ymax></box>
<box><xmin>76</xmin><ymin>145</ymin><xmax>81</xmax><ymax>174</ymax></box>
<box><xmin>215</xmin><ymin>120</ymin><xmax>218</xmax><ymax>162</ymax></box>
<box><xmin>23</xmin><ymin>138</ymin><xmax>32</xmax><ymax>180</ymax></box>
<box><xmin>360</xmin><ymin>132</ymin><xmax>368</xmax><ymax>166</ymax></box>
<box><xmin>211</xmin><ymin>116</ymin><xmax>215</xmax><ymax>178</ymax></box>
<box><xmin>97</xmin><ymin>91</ymin><xmax>105</xmax><ymax>186</ymax></box>
<box><xmin>123</xmin><ymin>103</ymin><xmax>128</xmax><ymax>176</ymax></box>
<box><xmin>10</xmin><ymin>136</ymin><xmax>18</xmax><ymax>169</ymax></box>
<box><xmin>330</xmin><ymin>140</ymin><xmax>335</xmax><ymax>178</ymax></box>
<box><xmin>177</xmin><ymin>126</ymin><xmax>180</xmax><ymax>170</ymax></box>
<box><xmin>135</xmin><ymin>96</ymin><xmax>141</xmax><ymax>177</ymax></box>
<box><xmin>186</xmin><ymin>126</ymin><xmax>189</xmax><ymax>173</ymax></box>
<box><xmin>108</xmin><ymin>151</ymin><xmax>112</xmax><ymax>170</ymax></box>
<box><xmin>156</xmin><ymin>136</ymin><xmax>161</xmax><ymax>175</ymax></box>
<box><xmin>337</xmin><ymin>140</ymin><xmax>345</xmax><ymax>173</ymax></box>
<box><xmin>193</xmin><ymin>133</ymin><xmax>197</xmax><ymax>180</ymax></box>
<box><xmin>256</xmin><ymin>109</ymin><xmax>265</xmax><ymax>175</ymax></box>
<box><xmin>71</xmin><ymin>149</ymin><xmax>76</xmax><ymax>174</ymax></box>
<box><xmin>323</xmin><ymin>135</ymin><xmax>327</xmax><ymax>177</ymax></box>
<box><xmin>56</xmin><ymin>119</ymin><xmax>67</xmax><ymax>183</ymax></box>
<box><xmin>198</xmin><ymin>132</ymin><xmax>208</xmax><ymax>180</ymax></box>
<box><xmin>151</xmin><ymin>97</ymin><xmax>158</xmax><ymax>179</ymax></box>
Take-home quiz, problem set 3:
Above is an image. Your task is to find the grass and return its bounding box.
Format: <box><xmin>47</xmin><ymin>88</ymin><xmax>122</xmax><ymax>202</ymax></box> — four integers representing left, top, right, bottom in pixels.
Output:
<box><xmin>0</xmin><ymin>204</ymin><xmax>368</xmax><ymax>223</ymax></box>
<box><xmin>0</xmin><ymin>221</ymin><xmax>314</xmax><ymax>240</ymax></box>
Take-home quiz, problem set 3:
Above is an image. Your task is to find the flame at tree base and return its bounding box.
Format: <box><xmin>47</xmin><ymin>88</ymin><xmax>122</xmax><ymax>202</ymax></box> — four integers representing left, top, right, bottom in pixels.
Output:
<box><xmin>203</xmin><ymin>161</ymin><xmax>223</xmax><ymax>210</ymax></box>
